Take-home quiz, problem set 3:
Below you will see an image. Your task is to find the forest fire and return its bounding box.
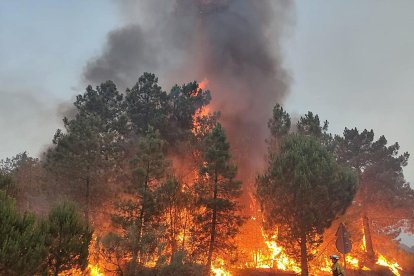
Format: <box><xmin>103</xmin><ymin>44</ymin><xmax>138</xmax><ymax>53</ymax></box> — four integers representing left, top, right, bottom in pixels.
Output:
<box><xmin>376</xmin><ymin>254</ymin><xmax>402</xmax><ymax>276</ymax></box>
<box><xmin>211</xmin><ymin>258</ymin><xmax>231</xmax><ymax>276</ymax></box>
<box><xmin>2</xmin><ymin>85</ymin><xmax>412</xmax><ymax>276</ymax></box>
<box><xmin>1</xmin><ymin>1</ymin><xmax>413</xmax><ymax>276</ymax></box>
<box><xmin>257</xmin><ymin>228</ymin><xmax>300</xmax><ymax>272</ymax></box>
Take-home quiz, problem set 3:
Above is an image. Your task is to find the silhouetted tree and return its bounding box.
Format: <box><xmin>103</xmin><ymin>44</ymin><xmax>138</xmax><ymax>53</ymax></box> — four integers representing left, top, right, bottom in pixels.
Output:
<box><xmin>257</xmin><ymin>134</ymin><xmax>357</xmax><ymax>275</ymax></box>
<box><xmin>191</xmin><ymin>124</ymin><xmax>244</xmax><ymax>273</ymax></box>
<box><xmin>45</xmin><ymin>202</ymin><xmax>92</xmax><ymax>276</ymax></box>
<box><xmin>0</xmin><ymin>191</ymin><xmax>46</xmax><ymax>275</ymax></box>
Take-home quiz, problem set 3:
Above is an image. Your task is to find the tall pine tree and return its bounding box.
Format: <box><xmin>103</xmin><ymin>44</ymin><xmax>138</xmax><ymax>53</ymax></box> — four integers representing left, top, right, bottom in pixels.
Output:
<box><xmin>110</xmin><ymin>127</ymin><xmax>171</xmax><ymax>274</ymax></box>
<box><xmin>257</xmin><ymin>134</ymin><xmax>357</xmax><ymax>275</ymax></box>
<box><xmin>191</xmin><ymin>123</ymin><xmax>244</xmax><ymax>273</ymax></box>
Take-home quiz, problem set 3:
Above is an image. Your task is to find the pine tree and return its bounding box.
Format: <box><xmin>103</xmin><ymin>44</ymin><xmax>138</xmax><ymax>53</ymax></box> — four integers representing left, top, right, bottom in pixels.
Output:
<box><xmin>111</xmin><ymin>127</ymin><xmax>171</xmax><ymax>274</ymax></box>
<box><xmin>45</xmin><ymin>81</ymin><xmax>125</xmax><ymax>224</ymax></box>
<box><xmin>125</xmin><ymin>73</ymin><xmax>169</xmax><ymax>136</ymax></box>
<box><xmin>156</xmin><ymin>177</ymin><xmax>192</xmax><ymax>263</ymax></box>
<box><xmin>335</xmin><ymin>128</ymin><xmax>412</xmax><ymax>262</ymax></box>
<box><xmin>0</xmin><ymin>191</ymin><xmax>46</xmax><ymax>275</ymax></box>
<box><xmin>45</xmin><ymin>202</ymin><xmax>92</xmax><ymax>276</ymax></box>
<box><xmin>191</xmin><ymin>123</ymin><xmax>244</xmax><ymax>274</ymax></box>
<box><xmin>257</xmin><ymin>134</ymin><xmax>357</xmax><ymax>275</ymax></box>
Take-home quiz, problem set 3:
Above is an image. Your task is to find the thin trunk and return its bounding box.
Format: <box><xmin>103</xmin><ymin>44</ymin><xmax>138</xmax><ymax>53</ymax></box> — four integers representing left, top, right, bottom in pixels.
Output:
<box><xmin>132</xmin><ymin>163</ymin><xmax>150</xmax><ymax>273</ymax></box>
<box><xmin>181</xmin><ymin>211</ymin><xmax>188</xmax><ymax>250</ymax></box>
<box><xmin>169</xmin><ymin>206</ymin><xmax>177</xmax><ymax>263</ymax></box>
<box><xmin>206</xmin><ymin>170</ymin><xmax>218</xmax><ymax>275</ymax></box>
<box><xmin>362</xmin><ymin>214</ymin><xmax>375</xmax><ymax>261</ymax></box>
<box><xmin>300</xmin><ymin>233</ymin><xmax>308</xmax><ymax>276</ymax></box>
<box><xmin>131</xmin><ymin>205</ymin><xmax>145</xmax><ymax>275</ymax></box>
<box><xmin>85</xmin><ymin>176</ymin><xmax>90</xmax><ymax>224</ymax></box>
<box><xmin>53</xmin><ymin>261</ymin><xmax>60</xmax><ymax>276</ymax></box>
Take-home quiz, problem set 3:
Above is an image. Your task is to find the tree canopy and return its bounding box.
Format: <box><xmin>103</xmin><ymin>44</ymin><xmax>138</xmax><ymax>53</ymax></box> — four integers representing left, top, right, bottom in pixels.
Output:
<box><xmin>257</xmin><ymin>134</ymin><xmax>357</xmax><ymax>275</ymax></box>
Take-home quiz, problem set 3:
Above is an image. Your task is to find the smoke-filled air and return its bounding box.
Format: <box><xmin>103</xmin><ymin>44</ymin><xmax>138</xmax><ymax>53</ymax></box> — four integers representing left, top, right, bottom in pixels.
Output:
<box><xmin>1</xmin><ymin>1</ymin><xmax>414</xmax><ymax>276</ymax></box>
<box><xmin>84</xmin><ymin>0</ymin><xmax>292</xmax><ymax>173</ymax></box>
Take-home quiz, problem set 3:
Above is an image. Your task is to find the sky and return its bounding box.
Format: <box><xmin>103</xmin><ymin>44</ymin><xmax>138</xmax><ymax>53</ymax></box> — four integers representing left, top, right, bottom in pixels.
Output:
<box><xmin>1</xmin><ymin>0</ymin><xmax>413</xmax><ymax>243</ymax></box>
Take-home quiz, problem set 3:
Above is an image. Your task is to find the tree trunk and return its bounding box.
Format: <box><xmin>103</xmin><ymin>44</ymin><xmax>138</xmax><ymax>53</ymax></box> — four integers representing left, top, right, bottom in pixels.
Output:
<box><xmin>362</xmin><ymin>214</ymin><xmax>375</xmax><ymax>262</ymax></box>
<box><xmin>181</xmin><ymin>211</ymin><xmax>188</xmax><ymax>250</ymax></box>
<box><xmin>85</xmin><ymin>176</ymin><xmax>90</xmax><ymax>224</ymax></box>
<box><xmin>169</xmin><ymin>206</ymin><xmax>177</xmax><ymax>264</ymax></box>
<box><xmin>131</xmin><ymin>166</ymin><xmax>149</xmax><ymax>274</ymax></box>
<box><xmin>53</xmin><ymin>261</ymin><xmax>60</xmax><ymax>276</ymax></box>
<box><xmin>131</xmin><ymin>205</ymin><xmax>145</xmax><ymax>275</ymax></box>
<box><xmin>300</xmin><ymin>233</ymin><xmax>308</xmax><ymax>276</ymax></box>
<box><xmin>206</xmin><ymin>171</ymin><xmax>218</xmax><ymax>275</ymax></box>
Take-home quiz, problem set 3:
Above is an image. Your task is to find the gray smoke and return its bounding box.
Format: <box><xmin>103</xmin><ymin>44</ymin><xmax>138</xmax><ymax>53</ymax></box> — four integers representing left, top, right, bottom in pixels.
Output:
<box><xmin>83</xmin><ymin>0</ymin><xmax>293</xmax><ymax>177</ymax></box>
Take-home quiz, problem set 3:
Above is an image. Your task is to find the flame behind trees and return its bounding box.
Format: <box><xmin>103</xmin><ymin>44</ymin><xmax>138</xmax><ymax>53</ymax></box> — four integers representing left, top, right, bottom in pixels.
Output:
<box><xmin>335</xmin><ymin>128</ymin><xmax>413</xmax><ymax>262</ymax></box>
<box><xmin>110</xmin><ymin>128</ymin><xmax>172</xmax><ymax>274</ymax></box>
<box><xmin>257</xmin><ymin>131</ymin><xmax>357</xmax><ymax>275</ymax></box>
<box><xmin>191</xmin><ymin>123</ymin><xmax>245</xmax><ymax>274</ymax></box>
<box><xmin>260</xmin><ymin>104</ymin><xmax>414</xmax><ymax>274</ymax></box>
<box><xmin>45</xmin><ymin>202</ymin><xmax>92</xmax><ymax>276</ymax></box>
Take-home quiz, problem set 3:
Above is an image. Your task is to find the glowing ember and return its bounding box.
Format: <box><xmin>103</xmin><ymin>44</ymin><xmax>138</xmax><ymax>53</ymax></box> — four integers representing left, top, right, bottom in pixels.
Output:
<box><xmin>88</xmin><ymin>264</ymin><xmax>104</xmax><ymax>276</ymax></box>
<box><xmin>199</xmin><ymin>78</ymin><xmax>209</xmax><ymax>90</ymax></box>
<box><xmin>212</xmin><ymin>258</ymin><xmax>232</xmax><ymax>276</ymax></box>
<box><xmin>318</xmin><ymin>258</ymin><xmax>332</xmax><ymax>273</ymax></box>
<box><xmin>376</xmin><ymin>254</ymin><xmax>402</xmax><ymax>276</ymax></box>
<box><xmin>361</xmin><ymin>231</ymin><xmax>366</xmax><ymax>251</ymax></box>
<box><xmin>346</xmin><ymin>255</ymin><xmax>359</xmax><ymax>268</ymax></box>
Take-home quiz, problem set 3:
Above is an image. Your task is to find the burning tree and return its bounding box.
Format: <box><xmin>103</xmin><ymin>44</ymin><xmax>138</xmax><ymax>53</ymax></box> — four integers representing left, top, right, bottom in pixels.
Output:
<box><xmin>334</xmin><ymin>128</ymin><xmax>413</xmax><ymax>263</ymax></box>
<box><xmin>257</xmin><ymin>134</ymin><xmax>357</xmax><ymax>275</ymax></box>
<box><xmin>110</xmin><ymin>128</ymin><xmax>171</xmax><ymax>274</ymax></box>
<box><xmin>191</xmin><ymin>123</ymin><xmax>245</xmax><ymax>274</ymax></box>
<box><xmin>270</xmin><ymin>107</ymin><xmax>414</xmax><ymax>273</ymax></box>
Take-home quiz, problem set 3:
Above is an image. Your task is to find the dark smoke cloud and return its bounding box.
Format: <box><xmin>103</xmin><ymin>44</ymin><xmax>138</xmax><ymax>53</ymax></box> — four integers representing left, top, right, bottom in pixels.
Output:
<box><xmin>83</xmin><ymin>0</ymin><xmax>293</xmax><ymax>177</ymax></box>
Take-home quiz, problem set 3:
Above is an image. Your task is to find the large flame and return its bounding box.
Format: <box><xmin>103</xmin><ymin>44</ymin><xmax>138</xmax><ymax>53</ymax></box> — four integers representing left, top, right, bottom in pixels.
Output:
<box><xmin>376</xmin><ymin>254</ymin><xmax>402</xmax><ymax>276</ymax></box>
<box><xmin>257</xmin><ymin>228</ymin><xmax>301</xmax><ymax>273</ymax></box>
<box><xmin>72</xmin><ymin>78</ymin><xmax>408</xmax><ymax>276</ymax></box>
<box><xmin>211</xmin><ymin>258</ymin><xmax>232</xmax><ymax>276</ymax></box>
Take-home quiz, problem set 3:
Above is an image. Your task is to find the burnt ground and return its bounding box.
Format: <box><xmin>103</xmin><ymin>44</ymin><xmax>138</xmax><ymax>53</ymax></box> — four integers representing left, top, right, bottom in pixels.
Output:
<box><xmin>232</xmin><ymin>267</ymin><xmax>404</xmax><ymax>276</ymax></box>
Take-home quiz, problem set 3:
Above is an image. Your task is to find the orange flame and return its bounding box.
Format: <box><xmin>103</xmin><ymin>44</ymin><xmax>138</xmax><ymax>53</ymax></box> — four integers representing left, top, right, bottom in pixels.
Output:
<box><xmin>256</xmin><ymin>227</ymin><xmax>301</xmax><ymax>273</ymax></box>
<box><xmin>212</xmin><ymin>258</ymin><xmax>232</xmax><ymax>276</ymax></box>
<box><xmin>376</xmin><ymin>254</ymin><xmax>402</xmax><ymax>276</ymax></box>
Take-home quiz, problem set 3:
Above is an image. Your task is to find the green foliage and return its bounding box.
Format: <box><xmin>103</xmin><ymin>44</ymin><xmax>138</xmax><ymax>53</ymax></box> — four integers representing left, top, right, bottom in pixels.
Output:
<box><xmin>0</xmin><ymin>191</ymin><xmax>46</xmax><ymax>275</ymax></box>
<box><xmin>74</xmin><ymin>80</ymin><xmax>127</xmax><ymax>134</ymax></box>
<box><xmin>125</xmin><ymin>73</ymin><xmax>211</xmax><ymax>149</ymax></box>
<box><xmin>257</xmin><ymin>134</ymin><xmax>357</xmax><ymax>274</ymax></box>
<box><xmin>111</xmin><ymin>128</ymin><xmax>171</xmax><ymax>272</ymax></box>
<box><xmin>125</xmin><ymin>73</ymin><xmax>169</xmax><ymax>136</ymax></box>
<box><xmin>0</xmin><ymin>152</ymin><xmax>44</xmax><ymax>204</ymax></box>
<box><xmin>45</xmin><ymin>81</ymin><xmax>125</xmax><ymax>222</ymax></box>
<box><xmin>335</xmin><ymin>127</ymin><xmax>413</xmax><ymax>235</ymax></box>
<box><xmin>297</xmin><ymin>111</ymin><xmax>328</xmax><ymax>138</ymax></box>
<box><xmin>268</xmin><ymin>103</ymin><xmax>291</xmax><ymax>138</ymax></box>
<box><xmin>156</xmin><ymin>177</ymin><xmax>192</xmax><ymax>262</ymax></box>
<box><xmin>166</xmin><ymin>81</ymin><xmax>211</xmax><ymax>145</ymax></box>
<box><xmin>45</xmin><ymin>202</ymin><xmax>92</xmax><ymax>275</ymax></box>
<box><xmin>191</xmin><ymin>124</ymin><xmax>244</xmax><ymax>270</ymax></box>
<box><xmin>0</xmin><ymin>171</ymin><xmax>15</xmax><ymax>196</ymax></box>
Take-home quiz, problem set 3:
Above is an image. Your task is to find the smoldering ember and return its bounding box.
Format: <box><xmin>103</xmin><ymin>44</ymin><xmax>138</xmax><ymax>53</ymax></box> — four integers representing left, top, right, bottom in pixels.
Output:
<box><xmin>1</xmin><ymin>1</ymin><xmax>413</xmax><ymax>276</ymax></box>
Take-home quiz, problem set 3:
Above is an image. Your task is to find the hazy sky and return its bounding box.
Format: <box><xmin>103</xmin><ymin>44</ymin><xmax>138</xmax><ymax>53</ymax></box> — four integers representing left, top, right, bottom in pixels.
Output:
<box><xmin>1</xmin><ymin>1</ymin><xmax>413</xmax><ymax>179</ymax></box>
<box><xmin>1</xmin><ymin>1</ymin><xmax>413</xmax><ymax>244</ymax></box>
<box><xmin>284</xmin><ymin>1</ymin><xmax>414</xmax><ymax>186</ymax></box>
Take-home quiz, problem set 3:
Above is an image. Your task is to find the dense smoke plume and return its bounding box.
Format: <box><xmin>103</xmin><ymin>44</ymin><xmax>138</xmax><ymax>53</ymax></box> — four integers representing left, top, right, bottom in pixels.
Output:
<box><xmin>84</xmin><ymin>0</ymin><xmax>293</xmax><ymax>180</ymax></box>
